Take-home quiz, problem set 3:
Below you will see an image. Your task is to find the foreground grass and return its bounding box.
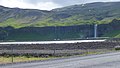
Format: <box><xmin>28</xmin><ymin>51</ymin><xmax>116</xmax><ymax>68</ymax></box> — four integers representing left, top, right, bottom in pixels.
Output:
<box><xmin>0</xmin><ymin>49</ymin><xmax>118</xmax><ymax>64</ymax></box>
<box><xmin>0</xmin><ymin>56</ymin><xmax>55</xmax><ymax>64</ymax></box>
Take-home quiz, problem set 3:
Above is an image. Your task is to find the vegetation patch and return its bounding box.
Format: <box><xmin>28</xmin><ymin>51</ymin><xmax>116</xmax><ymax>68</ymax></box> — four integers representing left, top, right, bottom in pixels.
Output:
<box><xmin>103</xmin><ymin>30</ymin><xmax>120</xmax><ymax>38</ymax></box>
<box><xmin>0</xmin><ymin>56</ymin><xmax>55</xmax><ymax>64</ymax></box>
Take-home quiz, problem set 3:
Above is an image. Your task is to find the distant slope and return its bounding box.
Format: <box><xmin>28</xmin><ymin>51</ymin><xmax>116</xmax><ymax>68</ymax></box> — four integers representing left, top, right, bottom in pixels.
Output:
<box><xmin>52</xmin><ymin>2</ymin><xmax>120</xmax><ymax>23</ymax></box>
<box><xmin>102</xmin><ymin>19</ymin><xmax>120</xmax><ymax>38</ymax></box>
<box><xmin>103</xmin><ymin>30</ymin><xmax>120</xmax><ymax>38</ymax></box>
<box><xmin>0</xmin><ymin>2</ymin><xmax>120</xmax><ymax>28</ymax></box>
<box><xmin>0</xmin><ymin>6</ymin><xmax>51</xmax><ymax>28</ymax></box>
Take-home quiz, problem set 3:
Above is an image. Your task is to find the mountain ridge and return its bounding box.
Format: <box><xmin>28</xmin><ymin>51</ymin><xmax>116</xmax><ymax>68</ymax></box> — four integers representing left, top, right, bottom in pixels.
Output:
<box><xmin>0</xmin><ymin>2</ymin><xmax>120</xmax><ymax>41</ymax></box>
<box><xmin>0</xmin><ymin>2</ymin><xmax>120</xmax><ymax>28</ymax></box>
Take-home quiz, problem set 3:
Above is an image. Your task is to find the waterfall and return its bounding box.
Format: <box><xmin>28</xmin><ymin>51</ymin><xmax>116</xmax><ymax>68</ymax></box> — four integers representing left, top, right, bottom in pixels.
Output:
<box><xmin>94</xmin><ymin>24</ymin><xmax>97</xmax><ymax>38</ymax></box>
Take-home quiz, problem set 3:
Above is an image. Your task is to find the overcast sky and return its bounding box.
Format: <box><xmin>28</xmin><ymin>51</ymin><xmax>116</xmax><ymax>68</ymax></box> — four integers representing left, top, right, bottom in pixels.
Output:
<box><xmin>0</xmin><ymin>0</ymin><xmax>120</xmax><ymax>10</ymax></box>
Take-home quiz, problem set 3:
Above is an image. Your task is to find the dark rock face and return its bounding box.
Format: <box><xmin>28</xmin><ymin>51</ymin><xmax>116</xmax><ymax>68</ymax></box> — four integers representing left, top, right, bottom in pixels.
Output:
<box><xmin>0</xmin><ymin>25</ymin><xmax>94</xmax><ymax>41</ymax></box>
<box><xmin>0</xmin><ymin>19</ymin><xmax>120</xmax><ymax>41</ymax></box>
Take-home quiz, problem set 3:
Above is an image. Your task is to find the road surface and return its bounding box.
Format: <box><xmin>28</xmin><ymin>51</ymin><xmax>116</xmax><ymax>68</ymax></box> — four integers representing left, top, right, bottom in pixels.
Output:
<box><xmin>1</xmin><ymin>52</ymin><xmax>120</xmax><ymax>68</ymax></box>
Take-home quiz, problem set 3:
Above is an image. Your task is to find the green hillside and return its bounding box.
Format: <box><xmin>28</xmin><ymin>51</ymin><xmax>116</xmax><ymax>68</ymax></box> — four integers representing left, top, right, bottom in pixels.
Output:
<box><xmin>0</xmin><ymin>2</ymin><xmax>120</xmax><ymax>41</ymax></box>
<box><xmin>103</xmin><ymin>30</ymin><xmax>120</xmax><ymax>38</ymax></box>
<box><xmin>0</xmin><ymin>2</ymin><xmax>120</xmax><ymax>28</ymax></box>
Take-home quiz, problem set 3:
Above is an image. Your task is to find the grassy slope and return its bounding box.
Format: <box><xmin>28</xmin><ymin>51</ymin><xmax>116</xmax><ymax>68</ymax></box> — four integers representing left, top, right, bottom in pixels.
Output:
<box><xmin>0</xmin><ymin>18</ymin><xmax>32</xmax><ymax>28</ymax></box>
<box><xmin>0</xmin><ymin>2</ymin><xmax>120</xmax><ymax>28</ymax></box>
<box><xmin>115</xmin><ymin>34</ymin><xmax>120</xmax><ymax>38</ymax></box>
<box><xmin>103</xmin><ymin>30</ymin><xmax>120</xmax><ymax>38</ymax></box>
<box><xmin>0</xmin><ymin>17</ymin><xmax>117</xmax><ymax>28</ymax></box>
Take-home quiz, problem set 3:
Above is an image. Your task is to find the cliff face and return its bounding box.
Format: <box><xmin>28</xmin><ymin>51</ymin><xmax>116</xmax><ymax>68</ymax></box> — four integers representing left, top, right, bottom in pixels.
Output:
<box><xmin>0</xmin><ymin>25</ymin><xmax>94</xmax><ymax>41</ymax></box>
<box><xmin>0</xmin><ymin>19</ymin><xmax>120</xmax><ymax>41</ymax></box>
<box><xmin>0</xmin><ymin>2</ymin><xmax>120</xmax><ymax>41</ymax></box>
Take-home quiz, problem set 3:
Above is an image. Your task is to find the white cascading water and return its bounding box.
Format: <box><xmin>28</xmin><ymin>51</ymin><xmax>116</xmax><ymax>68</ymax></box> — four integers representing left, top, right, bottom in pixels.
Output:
<box><xmin>94</xmin><ymin>24</ymin><xmax>97</xmax><ymax>38</ymax></box>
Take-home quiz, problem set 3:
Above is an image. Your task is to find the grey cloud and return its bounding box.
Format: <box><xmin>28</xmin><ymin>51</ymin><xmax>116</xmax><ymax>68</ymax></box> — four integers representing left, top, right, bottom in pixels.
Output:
<box><xmin>24</xmin><ymin>0</ymin><xmax>85</xmax><ymax>6</ymax></box>
<box><xmin>24</xmin><ymin>0</ymin><xmax>53</xmax><ymax>4</ymax></box>
<box><xmin>24</xmin><ymin>0</ymin><xmax>120</xmax><ymax>6</ymax></box>
<box><xmin>53</xmin><ymin>0</ymin><xmax>85</xmax><ymax>6</ymax></box>
<box><xmin>53</xmin><ymin>0</ymin><xmax>120</xmax><ymax>5</ymax></box>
